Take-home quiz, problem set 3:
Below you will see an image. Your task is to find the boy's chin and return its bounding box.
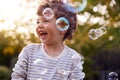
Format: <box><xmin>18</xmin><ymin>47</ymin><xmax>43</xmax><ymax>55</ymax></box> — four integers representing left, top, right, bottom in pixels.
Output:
<box><xmin>40</xmin><ymin>39</ymin><xmax>46</xmax><ymax>43</ymax></box>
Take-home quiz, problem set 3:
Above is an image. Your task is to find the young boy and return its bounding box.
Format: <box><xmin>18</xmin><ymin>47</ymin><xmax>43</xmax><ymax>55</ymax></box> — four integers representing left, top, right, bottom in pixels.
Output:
<box><xmin>11</xmin><ymin>0</ymin><xmax>85</xmax><ymax>80</ymax></box>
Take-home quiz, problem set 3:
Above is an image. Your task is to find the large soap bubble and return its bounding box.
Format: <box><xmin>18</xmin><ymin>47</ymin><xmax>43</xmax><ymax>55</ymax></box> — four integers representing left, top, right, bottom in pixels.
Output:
<box><xmin>56</xmin><ymin>17</ymin><xmax>69</xmax><ymax>31</ymax></box>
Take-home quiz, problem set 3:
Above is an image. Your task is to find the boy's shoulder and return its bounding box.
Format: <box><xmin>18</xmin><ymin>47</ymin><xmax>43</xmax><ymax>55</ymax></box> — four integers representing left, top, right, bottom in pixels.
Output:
<box><xmin>66</xmin><ymin>46</ymin><xmax>79</xmax><ymax>54</ymax></box>
<box><xmin>65</xmin><ymin>45</ymin><xmax>80</xmax><ymax>56</ymax></box>
<box><xmin>65</xmin><ymin>46</ymin><xmax>83</xmax><ymax>63</ymax></box>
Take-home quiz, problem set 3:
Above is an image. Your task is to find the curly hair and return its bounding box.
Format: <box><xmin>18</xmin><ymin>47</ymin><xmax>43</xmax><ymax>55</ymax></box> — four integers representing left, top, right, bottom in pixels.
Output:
<box><xmin>37</xmin><ymin>0</ymin><xmax>77</xmax><ymax>40</ymax></box>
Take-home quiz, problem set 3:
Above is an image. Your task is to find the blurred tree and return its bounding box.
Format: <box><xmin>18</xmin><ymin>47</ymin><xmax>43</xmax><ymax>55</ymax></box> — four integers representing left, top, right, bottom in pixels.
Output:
<box><xmin>0</xmin><ymin>30</ymin><xmax>39</xmax><ymax>67</ymax></box>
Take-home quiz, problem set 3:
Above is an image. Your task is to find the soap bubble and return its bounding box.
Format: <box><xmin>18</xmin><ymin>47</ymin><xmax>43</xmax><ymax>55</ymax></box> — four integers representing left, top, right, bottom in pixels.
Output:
<box><xmin>99</xmin><ymin>26</ymin><xmax>107</xmax><ymax>35</ymax></box>
<box><xmin>96</xmin><ymin>29</ymin><xmax>103</xmax><ymax>37</ymax></box>
<box><xmin>88</xmin><ymin>29</ymin><xmax>98</xmax><ymax>40</ymax></box>
<box><xmin>64</xmin><ymin>0</ymin><xmax>87</xmax><ymax>13</ymax></box>
<box><xmin>77</xmin><ymin>0</ymin><xmax>87</xmax><ymax>12</ymax></box>
<box><xmin>108</xmin><ymin>72</ymin><xmax>118</xmax><ymax>80</ymax></box>
<box><xmin>42</xmin><ymin>8</ymin><xmax>54</xmax><ymax>19</ymax></box>
<box><xmin>56</xmin><ymin>17</ymin><xmax>69</xmax><ymax>31</ymax></box>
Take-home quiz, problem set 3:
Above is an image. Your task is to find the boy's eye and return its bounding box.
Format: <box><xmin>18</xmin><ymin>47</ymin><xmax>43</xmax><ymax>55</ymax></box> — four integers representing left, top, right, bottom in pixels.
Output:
<box><xmin>44</xmin><ymin>20</ymin><xmax>50</xmax><ymax>23</ymax></box>
<box><xmin>36</xmin><ymin>21</ymin><xmax>40</xmax><ymax>24</ymax></box>
<box><xmin>36</xmin><ymin>20</ymin><xmax>50</xmax><ymax>24</ymax></box>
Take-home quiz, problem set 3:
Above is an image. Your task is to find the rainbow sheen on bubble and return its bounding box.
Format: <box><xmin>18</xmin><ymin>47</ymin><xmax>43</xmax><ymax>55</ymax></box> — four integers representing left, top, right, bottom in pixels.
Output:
<box><xmin>56</xmin><ymin>17</ymin><xmax>69</xmax><ymax>31</ymax></box>
<box><xmin>42</xmin><ymin>8</ymin><xmax>54</xmax><ymax>19</ymax></box>
<box><xmin>64</xmin><ymin>4</ymin><xmax>77</xmax><ymax>13</ymax></box>
<box><xmin>77</xmin><ymin>0</ymin><xmax>87</xmax><ymax>12</ymax></box>
<box><xmin>64</xmin><ymin>0</ymin><xmax>87</xmax><ymax>13</ymax></box>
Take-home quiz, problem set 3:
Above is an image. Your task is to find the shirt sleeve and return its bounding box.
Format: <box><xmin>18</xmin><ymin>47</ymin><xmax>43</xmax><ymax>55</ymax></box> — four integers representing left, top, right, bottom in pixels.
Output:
<box><xmin>68</xmin><ymin>54</ymin><xmax>85</xmax><ymax>80</ymax></box>
<box><xmin>11</xmin><ymin>47</ymin><xmax>28</xmax><ymax>80</ymax></box>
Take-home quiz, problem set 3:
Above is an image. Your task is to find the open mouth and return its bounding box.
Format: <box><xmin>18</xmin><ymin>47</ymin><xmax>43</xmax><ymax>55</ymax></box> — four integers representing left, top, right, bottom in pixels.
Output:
<box><xmin>39</xmin><ymin>31</ymin><xmax>48</xmax><ymax>37</ymax></box>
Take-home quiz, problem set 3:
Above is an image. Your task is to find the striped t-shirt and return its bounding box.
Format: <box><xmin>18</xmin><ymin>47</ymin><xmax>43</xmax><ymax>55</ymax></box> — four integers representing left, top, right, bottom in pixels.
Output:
<box><xmin>11</xmin><ymin>43</ymin><xmax>85</xmax><ymax>80</ymax></box>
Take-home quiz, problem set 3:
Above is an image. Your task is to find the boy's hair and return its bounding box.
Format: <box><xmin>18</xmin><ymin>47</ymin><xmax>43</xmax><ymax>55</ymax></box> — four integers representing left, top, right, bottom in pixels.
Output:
<box><xmin>37</xmin><ymin>0</ymin><xmax>77</xmax><ymax>40</ymax></box>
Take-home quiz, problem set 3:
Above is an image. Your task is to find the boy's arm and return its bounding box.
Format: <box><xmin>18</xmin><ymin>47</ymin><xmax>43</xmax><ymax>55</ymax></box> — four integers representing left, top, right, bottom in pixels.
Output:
<box><xmin>11</xmin><ymin>47</ymin><xmax>28</xmax><ymax>80</ymax></box>
<box><xmin>69</xmin><ymin>54</ymin><xmax>85</xmax><ymax>80</ymax></box>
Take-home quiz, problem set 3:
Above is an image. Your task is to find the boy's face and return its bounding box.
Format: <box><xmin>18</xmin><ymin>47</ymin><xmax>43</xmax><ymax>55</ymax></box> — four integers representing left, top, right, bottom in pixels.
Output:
<box><xmin>36</xmin><ymin>16</ymin><xmax>66</xmax><ymax>44</ymax></box>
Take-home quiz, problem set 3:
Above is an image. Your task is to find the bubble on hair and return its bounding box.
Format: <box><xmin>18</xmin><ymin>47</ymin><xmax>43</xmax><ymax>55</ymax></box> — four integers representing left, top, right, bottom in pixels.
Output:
<box><xmin>42</xmin><ymin>8</ymin><xmax>54</xmax><ymax>19</ymax></box>
<box><xmin>56</xmin><ymin>17</ymin><xmax>69</xmax><ymax>31</ymax></box>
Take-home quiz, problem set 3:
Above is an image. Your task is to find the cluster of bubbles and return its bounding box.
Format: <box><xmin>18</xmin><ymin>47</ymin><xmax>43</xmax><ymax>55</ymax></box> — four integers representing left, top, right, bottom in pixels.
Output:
<box><xmin>88</xmin><ymin>27</ymin><xmax>107</xmax><ymax>40</ymax></box>
<box><xmin>42</xmin><ymin>7</ymin><xmax>70</xmax><ymax>31</ymax></box>
<box><xmin>33</xmin><ymin>54</ymin><xmax>84</xmax><ymax>80</ymax></box>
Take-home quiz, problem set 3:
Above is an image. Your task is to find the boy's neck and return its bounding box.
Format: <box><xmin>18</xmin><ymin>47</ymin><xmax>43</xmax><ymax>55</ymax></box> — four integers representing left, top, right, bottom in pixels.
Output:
<box><xmin>43</xmin><ymin>42</ymin><xmax>65</xmax><ymax>57</ymax></box>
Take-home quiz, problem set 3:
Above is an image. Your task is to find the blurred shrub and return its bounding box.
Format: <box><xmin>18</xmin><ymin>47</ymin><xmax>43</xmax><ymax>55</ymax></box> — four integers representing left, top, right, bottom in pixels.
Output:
<box><xmin>0</xmin><ymin>66</ymin><xmax>10</xmax><ymax>80</ymax></box>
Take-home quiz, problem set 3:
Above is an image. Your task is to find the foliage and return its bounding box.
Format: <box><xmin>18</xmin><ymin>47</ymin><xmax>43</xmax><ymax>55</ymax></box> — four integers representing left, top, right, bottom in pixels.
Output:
<box><xmin>0</xmin><ymin>66</ymin><xmax>10</xmax><ymax>80</ymax></box>
<box><xmin>0</xmin><ymin>30</ymin><xmax>39</xmax><ymax>67</ymax></box>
